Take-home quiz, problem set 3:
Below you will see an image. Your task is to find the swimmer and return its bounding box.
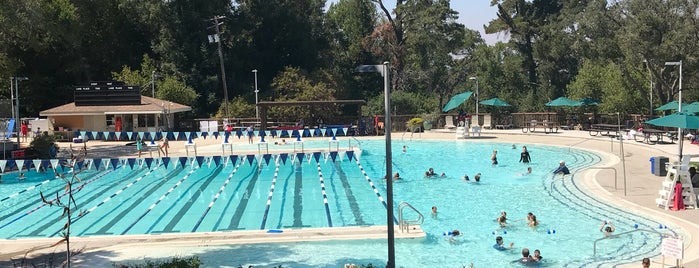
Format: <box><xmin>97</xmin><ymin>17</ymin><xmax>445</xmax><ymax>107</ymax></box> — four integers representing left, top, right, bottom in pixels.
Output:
<box><xmin>517</xmin><ymin>167</ymin><xmax>533</xmax><ymax>176</ymax></box>
<box><xmin>527</xmin><ymin>212</ymin><xmax>539</xmax><ymax>227</ymax></box>
<box><xmin>491</xmin><ymin>150</ymin><xmax>498</xmax><ymax>165</ymax></box>
<box><xmin>600</xmin><ymin>220</ymin><xmax>615</xmax><ymax>237</ymax></box>
<box><xmin>474</xmin><ymin>173</ymin><xmax>481</xmax><ymax>182</ymax></box>
<box><xmin>445</xmin><ymin>229</ymin><xmax>461</xmax><ymax>243</ymax></box>
<box><xmin>497</xmin><ymin>211</ymin><xmax>507</xmax><ymax>227</ymax></box>
<box><xmin>425</xmin><ymin>168</ymin><xmax>437</xmax><ymax>177</ymax></box>
<box><xmin>512</xmin><ymin>144</ymin><xmax>516</xmax><ymax>149</ymax></box>
<box><xmin>463</xmin><ymin>174</ymin><xmax>470</xmax><ymax>181</ymax></box>
<box><xmin>393</xmin><ymin>172</ymin><xmax>401</xmax><ymax>181</ymax></box>
<box><xmin>520</xmin><ymin>146</ymin><xmax>531</xmax><ymax>163</ymax></box>
<box><xmin>518</xmin><ymin>248</ymin><xmax>534</xmax><ymax>264</ymax></box>
<box><xmin>18</xmin><ymin>172</ymin><xmax>25</xmax><ymax>181</ymax></box>
<box><xmin>532</xmin><ymin>249</ymin><xmax>543</xmax><ymax>262</ymax></box>
<box><xmin>553</xmin><ymin>160</ymin><xmax>570</xmax><ymax>175</ymax></box>
<box><xmin>402</xmin><ymin>145</ymin><xmax>407</xmax><ymax>153</ymax></box>
<box><xmin>431</xmin><ymin>206</ymin><xmax>438</xmax><ymax>217</ymax></box>
<box><xmin>493</xmin><ymin>236</ymin><xmax>513</xmax><ymax>250</ymax></box>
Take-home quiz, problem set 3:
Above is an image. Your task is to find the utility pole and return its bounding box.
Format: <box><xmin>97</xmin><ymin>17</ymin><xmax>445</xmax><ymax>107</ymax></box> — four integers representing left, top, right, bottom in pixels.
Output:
<box><xmin>209</xmin><ymin>15</ymin><xmax>230</xmax><ymax>119</ymax></box>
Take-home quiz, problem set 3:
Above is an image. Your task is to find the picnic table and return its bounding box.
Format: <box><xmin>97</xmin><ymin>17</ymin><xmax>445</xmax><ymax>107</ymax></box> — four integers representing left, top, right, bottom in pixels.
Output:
<box><xmin>633</xmin><ymin>128</ymin><xmax>677</xmax><ymax>144</ymax></box>
<box><xmin>521</xmin><ymin>120</ymin><xmax>558</xmax><ymax>134</ymax></box>
<box><xmin>589</xmin><ymin>124</ymin><xmax>623</xmax><ymax>137</ymax></box>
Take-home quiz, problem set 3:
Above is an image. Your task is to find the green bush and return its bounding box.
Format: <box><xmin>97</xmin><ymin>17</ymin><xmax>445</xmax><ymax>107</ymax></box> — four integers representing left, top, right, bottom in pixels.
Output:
<box><xmin>28</xmin><ymin>133</ymin><xmax>58</xmax><ymax>159</ymax></box>
<box><xmin>114</xmin><ymin>256</ymin><xmax>201</xmax><ymax>268</ymax></box>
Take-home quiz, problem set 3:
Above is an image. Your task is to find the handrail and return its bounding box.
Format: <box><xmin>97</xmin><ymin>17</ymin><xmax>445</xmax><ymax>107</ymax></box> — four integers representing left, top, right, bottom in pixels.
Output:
<box><xmin>593</xmin><ymin>228</ymin><xmax>672</xmax><ymax>258</ymax></box>
<box><xmin>349</xmin><ymin>136</ymin><xmax>362</xmax><ymax>150</ymax></box>
<box><xmin>398</xmin><ymin>201</ymin><xmax>424</xmax><ymax>233</ymax></box>
<box><xmin>587</xmin><ymin>167</ymin><xmax>618</xmax><ymax>191</ymax></box>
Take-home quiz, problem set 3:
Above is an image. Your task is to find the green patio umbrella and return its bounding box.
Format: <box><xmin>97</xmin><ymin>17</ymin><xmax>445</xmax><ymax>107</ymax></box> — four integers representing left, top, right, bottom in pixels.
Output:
<box><xmin>545</xmin><ymin>97</ymin><xmax>582</xmax><ymax>107</ymax></box>
<box><xmin>442</xmin><ymin>91</ymin><xmax>473</xmax><ymax>112</ymax></box>
<box><xmin>681</xmin><ymin>102</ymin><xmax>699</xmax><ymax>114</ymax></box>
<box><xmin>645</xmin><ymin>112</ymin><xmax>699</xmax><ymax>159</ymax></box>
<box><xmin>479</xmin><ymin>98</ymin><xmax>511</xmax><ymax>107</ymax></box>
<box><xmin>578</xmin><ymin>97</ymin><xmax>600</xmax><ymax>106</ymax></box>
<box><xmin>655</xmin><ymin>100</ymin><xmax>688</xmax><ymax>111</ymax></box>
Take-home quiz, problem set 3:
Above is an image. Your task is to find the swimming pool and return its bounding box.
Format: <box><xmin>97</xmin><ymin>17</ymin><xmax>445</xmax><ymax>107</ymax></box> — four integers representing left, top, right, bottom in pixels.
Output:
<box><xmin>0</xmin><ymin>139</ymin><xmax>673</xmax><ymax>267</ymax></box>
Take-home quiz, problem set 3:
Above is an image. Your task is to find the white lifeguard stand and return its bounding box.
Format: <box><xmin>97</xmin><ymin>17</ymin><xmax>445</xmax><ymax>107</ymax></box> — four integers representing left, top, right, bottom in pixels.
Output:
<box><xmin>221</xmin><ymin>134</ymin><xmax>233</xmax><ymax>155</ymax></box>
<box><xmin>257</xmin><ymin>135</ymin><xmax>269</xmax><ymax>154</ymax></box>
<box><xmin>656</xmin><ymin>155</ymin><xmax>698</xmax><ymax>210</ymax></box>
<box><xmin>293</xmin><ymin>135</ymin><xmax>304</xmax><ymax>153</ymax></box>
<box><xmin>456</xmin><ymin>121</ymin><xmax>469</xmax><ymax>139</ymax></box>
<box><xmin>185</xmin><ymin>136</ymin><xmax>197</xmax><ymax>156</ymax></box>
<box><xmin>329</xmin><ymin>136</ymin><xmax>339</xmax><ymax>151</ymax></box>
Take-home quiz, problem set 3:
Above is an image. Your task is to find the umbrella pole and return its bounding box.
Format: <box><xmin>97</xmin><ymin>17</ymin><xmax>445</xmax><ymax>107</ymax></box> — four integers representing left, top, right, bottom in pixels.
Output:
<box><xmin>679</xmin><ymin>127</ymin><xmax>683</xmax><ymax>161</ymax></box>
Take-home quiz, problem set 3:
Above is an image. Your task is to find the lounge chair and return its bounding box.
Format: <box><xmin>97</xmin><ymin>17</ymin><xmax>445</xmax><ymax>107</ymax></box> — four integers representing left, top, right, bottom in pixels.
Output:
<box><xmin>482</xmin><ymin>114</ymin><xmax>493</xmax><ymax>129</ymax></box>
<box><xmin>444</xmin><ymin>115</ymin><xmax>456</xmax><ymax>129</ymax></box>
<box><xmin>495</xmin><ymin>117</ymin><xmax>513</xmax><ymax>129</ymax></box>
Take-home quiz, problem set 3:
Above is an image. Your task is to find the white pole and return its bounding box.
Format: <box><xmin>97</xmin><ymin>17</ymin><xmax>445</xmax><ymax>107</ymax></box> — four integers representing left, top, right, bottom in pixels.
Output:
<box><xmin>253</xmin><ymin>69</ymin><xmax>259</xmax><ymax>120</ymax></box>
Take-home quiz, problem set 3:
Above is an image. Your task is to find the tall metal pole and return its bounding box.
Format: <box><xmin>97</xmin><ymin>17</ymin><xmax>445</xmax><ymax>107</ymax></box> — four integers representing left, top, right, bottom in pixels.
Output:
<box><xmin>253</xmin><ymin>69</ymin><xmax>259</xmax><ymax>120</ymax></box>
<box><xmin>382</xmin><ymin>61</ymin><xmax>395</xmax><ymax>268</ymax></box>
<box><xmin>211</xmin><ymin>16</ymin><xmax>230</xmax><ymax>119</ymax></box>
<box><xmin>665</xmin><ymin>61</ymin><xmax>683</xmax><ymax>160</ymax></box>
<box><xmin>13</xmin><ymin>77</ymin><xmax>28</xmax><ymax>145</ymax></box>
<box><xmin>151</xmin><ymin>71</ymin><xmax>156</xmax><ymax>97</ymax></box>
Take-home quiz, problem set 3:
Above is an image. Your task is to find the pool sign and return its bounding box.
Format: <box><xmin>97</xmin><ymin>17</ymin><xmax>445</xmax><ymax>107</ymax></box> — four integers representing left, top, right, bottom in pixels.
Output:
<box><xmin>661</xmin><ymin>237</ymin><xmax>683</xmax><ymax>259</ymax></box>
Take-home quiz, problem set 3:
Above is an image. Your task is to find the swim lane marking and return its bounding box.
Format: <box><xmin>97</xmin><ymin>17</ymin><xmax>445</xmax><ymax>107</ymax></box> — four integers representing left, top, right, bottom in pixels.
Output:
<box><xmin>259</xmin><ymin>159</ymin><xmax>280</xmax><ymax>230</ymax></box>
<box><xmin>316</xmin><ymin>161</ymin><xmax>333</xmax><ymax>227</ymax></box>
<box><xmin>0</xmin><ymin>168</ymin><xmax>118</xmax><ymax>230</ymax></box>
<box><xmin>354</xmin><ymin>159</ymin><xmax>397</xmax><ymax>224</ymax></box>
<box><xmin>1</xmin><ymin>179</ymin><xmax>53</xmax><ymax>202</ymax></box>
<box><xmin>191</xmin><ymin>161</ymin><xmax>243</xmax><ymax>232</ymax></box>
<box><xmin>120</xmin><ymin>166</ymin><xmax>198</xmax><ymax>235</ymax></box>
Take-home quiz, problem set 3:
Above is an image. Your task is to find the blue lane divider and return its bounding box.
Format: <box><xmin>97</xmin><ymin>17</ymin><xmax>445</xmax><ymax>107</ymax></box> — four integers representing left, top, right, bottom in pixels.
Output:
<box><xmin>0</xmin><ymin>179</ymin><xmax>54</xmax><ymax>202</ymax></box>
<box><xmin>316</xmin><ymin>162</ymin><xmax>332</xmax><ymax>227</ymax></box>
<box><xmin>259</xmin><ymin>160</ymin><xmax>281</xmax><ymax>230</ymax></box>
<box><xmin>51</xmin><ymin>166</ymin><xmax>158</xmax><ymax>236</ymax></box>
<box><xmin>120</xmin><ymin>167</ymin><xmax>198</xmax><ymax>235</ymax></box>
<box><xmin>192</xmin><ymin>161</ymin><xmax>243</xmax><ymax>232</ymax></box>
<box><xmin>354</xmin><ymin>158</ymin><xmax>397</xmax><ymax>224</ymax></box>
<box><xmin>0</xmin><ymin>168</ymin><xmax>118</xmax><ymax>230</ymax></box>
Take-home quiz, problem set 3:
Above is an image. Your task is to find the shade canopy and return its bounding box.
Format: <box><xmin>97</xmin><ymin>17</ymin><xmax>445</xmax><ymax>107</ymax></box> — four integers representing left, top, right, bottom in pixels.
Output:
<box><xmin>479</xmin><ymin>97</ymin><xmax>511</xmax><ymax>107</ymax></box>
<box><xmin>681</xmin><ymin>102</ymin><xmax>699</xmax><ymax>114</ymax></box>
<box><xmin>655</xmin><ymin>101</ymin><xmax>689</xmax><ymax>111</ymax></box>
<box><xmin>578</xmin><ymin>97</ymin><xmax>600</xmax><ymax>106</ymax></box>
<box><xmin>442</xmin><ymin>91</ymin><xmax>473</xmax><ymax>112</ymax></box>
<box><xmin>545</xmin><ymin>97</ymin><xmax>582</xmax><ymax>107</ymax></box>
<box><xmin>645</xmin><ymin>112</ymin><xmax>699</xmax><ymax>129</ymax></box>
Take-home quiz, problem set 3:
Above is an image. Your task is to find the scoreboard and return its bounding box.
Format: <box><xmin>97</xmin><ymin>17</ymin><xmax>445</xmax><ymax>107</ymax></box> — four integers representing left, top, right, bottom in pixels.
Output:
<box><xmin>74</xmin><ymin>81</ymin><xmax>141</xmax><ymax>106</ymax></box>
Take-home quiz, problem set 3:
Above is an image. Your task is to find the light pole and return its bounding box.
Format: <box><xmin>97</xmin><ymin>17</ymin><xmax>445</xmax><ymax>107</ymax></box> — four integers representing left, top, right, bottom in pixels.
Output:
<box><xmin>208</xmin><ymin>15</ymin><xmax>230</xmax><ymax>119</ymax></box>
<box><xmin>12</xmin><ymin>77</ymin><xmax>28</xmax><ymax>145</ymax></box>
<box><xmin>151</xmin><ymin>71</ymin><xmax>162</xmax><ymax>98</ymax></box>
<box><xmin>643</xmin><ymin>60</ymin><xmax>653</xmax><ymax>115</ymax></box>
<box><xmin>252</xmin><ymin>69</ymin><xmax>259</xmax><ymax>120</ymax></box>
<box><xmin>665</xmin><ymin>60</ymin><xmax>682</xmax><ymax>159</ymax></box>
<box><xmin>469</xmin><ymin>77</ymin><xmax>479</xmax><ymax>124</ymax></box>
<box><xmin>355</xmin><ymin>62</ymin><xmax>394</xmax><ymax>268</ymax></box>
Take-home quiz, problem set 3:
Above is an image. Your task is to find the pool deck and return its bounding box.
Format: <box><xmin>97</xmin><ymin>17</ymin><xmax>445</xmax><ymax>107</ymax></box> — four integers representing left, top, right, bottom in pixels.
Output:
<box><xmin>4</xmin><ymin>128</ymin><xmax>699</xmax><ymax>267</ymax></box>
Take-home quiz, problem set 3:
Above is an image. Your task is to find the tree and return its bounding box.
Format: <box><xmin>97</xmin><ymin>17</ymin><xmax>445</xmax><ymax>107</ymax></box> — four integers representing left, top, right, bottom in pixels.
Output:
<box><xmin>269</xmin><ymin>67</ymin><xmax>337</xmax><ymax>122</ymax></box>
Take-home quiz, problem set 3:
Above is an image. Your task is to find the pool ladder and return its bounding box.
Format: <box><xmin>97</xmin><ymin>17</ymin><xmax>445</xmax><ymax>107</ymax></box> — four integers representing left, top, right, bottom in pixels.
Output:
<box><xmin>397</xmin><ymin>201</ymin><xmax>424</xmax><ymax>233</ymax></box>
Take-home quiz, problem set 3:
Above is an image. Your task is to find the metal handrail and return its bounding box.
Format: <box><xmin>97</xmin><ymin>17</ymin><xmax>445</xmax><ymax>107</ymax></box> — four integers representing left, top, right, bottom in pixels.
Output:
<box><xmin>587</xmin><ymin>167</ymin><xmax>619</xmax><ymax>191</ymax></box>
<box><xmin>398</xmin><ymin>201</ymin><xmax>424</xmax><ymax>233</ymax></box>
<box><xmin>593</xmin><ymin>228</ymin><xmax>672</xmax><ymax>258</ymax></box>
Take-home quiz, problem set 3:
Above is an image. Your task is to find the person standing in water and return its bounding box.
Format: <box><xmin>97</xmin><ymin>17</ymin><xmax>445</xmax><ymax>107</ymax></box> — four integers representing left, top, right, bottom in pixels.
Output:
<box><xmin>519</xmin><ymin>146</ymin><xmax>531</xmax><ymax>163</ymax></box>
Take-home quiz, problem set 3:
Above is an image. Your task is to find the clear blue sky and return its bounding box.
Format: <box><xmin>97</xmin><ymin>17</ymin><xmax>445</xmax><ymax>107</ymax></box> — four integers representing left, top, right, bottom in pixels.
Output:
<box><xmin>325</xmin><ymin>1</ymin><xmax>505</xmax><ymax>44</ymax></box>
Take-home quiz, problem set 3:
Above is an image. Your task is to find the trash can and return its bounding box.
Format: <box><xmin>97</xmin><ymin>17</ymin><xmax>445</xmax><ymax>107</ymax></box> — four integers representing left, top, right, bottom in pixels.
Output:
<box><xmin>650</xmin><ymin>156</ymin><xmax>669</xmax><ymax>176</ymax></box>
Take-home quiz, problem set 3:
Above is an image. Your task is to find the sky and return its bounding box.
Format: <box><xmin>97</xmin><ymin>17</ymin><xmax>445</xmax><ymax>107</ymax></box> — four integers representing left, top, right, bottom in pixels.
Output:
<box><xmin>325</xmin><ymin>1</ymin><xmax>507</xmax><ymax>45</ymax></box>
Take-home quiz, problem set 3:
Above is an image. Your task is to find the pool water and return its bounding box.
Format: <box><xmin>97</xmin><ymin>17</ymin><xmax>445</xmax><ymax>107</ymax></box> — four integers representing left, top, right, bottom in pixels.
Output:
<box><xmin>0</xmin><ymin>139</ymin><xmax>672</xmax><ymax>267</ymax></box>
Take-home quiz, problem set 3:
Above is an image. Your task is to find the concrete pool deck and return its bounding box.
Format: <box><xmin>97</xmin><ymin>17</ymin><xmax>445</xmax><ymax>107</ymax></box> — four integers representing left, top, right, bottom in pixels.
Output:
<box><xmin>3</xmin><ymin>128</ymin><xmax>699</xmax><ymax>267</ymax></box>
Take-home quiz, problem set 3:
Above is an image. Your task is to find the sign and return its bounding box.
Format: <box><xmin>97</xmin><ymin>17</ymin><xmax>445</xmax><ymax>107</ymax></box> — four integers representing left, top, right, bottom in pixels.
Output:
<box><xmin>662</xmin><ymin>237</ymin><xmax>684</xmax><ymax>259</ymax></box>
<box><xmin>12</xmin><ymin>150</ymin><xmax>24</xmax><ymax>159</ymax></box>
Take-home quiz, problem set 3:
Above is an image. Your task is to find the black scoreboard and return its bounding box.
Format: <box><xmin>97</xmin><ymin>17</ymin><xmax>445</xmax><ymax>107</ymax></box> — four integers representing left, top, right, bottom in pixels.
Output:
<box><xmin>74</xmin><ymin>81</ymin><xmax>141</xmax><ymax>106</ymax></box>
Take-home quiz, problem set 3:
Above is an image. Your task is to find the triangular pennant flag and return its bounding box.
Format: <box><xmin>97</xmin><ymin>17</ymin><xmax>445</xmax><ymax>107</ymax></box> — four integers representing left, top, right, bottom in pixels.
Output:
<box><xmin>229</xmin><ymin>155</ymin><xmax>238</xmax><ymax>166</ymax></box>
<box><xmin>75</xmin><ymin>160</ymin><xmax>85</xmax><ymax>170</ymax></box>
<box><xmin>138</xmin><ymin>131</ymin><xmax>145</xmax><ymax>140</ymax></box>
<box><xmin>253</xmin><ymin>131</ymin><xmax>260</xmax><ymax>137</ymax></box>
<box><xmin>291</xmin><ymin>130</ymin><xmax>300</xmax><ymax>138</ymax></box>
<box><xmin>314</xmin><ymin>128</ymin><xmax>321</xmax><ymax>137</ymax></box>
<box><xmin>41</xmin><ymin>159</ymin><xmax>51</xmax><ymax>171</ymax></box>
<box><xmin>331</xmin><ymin>128</ymin><xmax>337</xmax><ymax>136</ymax></box>
<box><xmin>110</xmin><ymin>158</ymin><xmax>120</xmax><ymax>169</ymax></box>
<box><xmin>91</xmin><ymin>131</ymin><xmax>99</xmax><ymax>140</ymax></box>
<box><xmin>103</xmin><ymin>132</ymin><xmax>110</xmax><ymax>140</ymax></box>
<box><xmin>313</xmin><ymin>152</ymin><xmax>322</xmax><ymax>163</ymax></box>
<box><xmin>149</xmin><ymin>131</ymin><xmax>157</xmax><ymax>141</ymax></box>
<box><xmin>342</xmin><ymin>127</ymin><xmax>349</xmax><ymax>136</ymax></box>
<box><xmin>165</xmin><ymin>132</ymin><xmax>174</xmax><ymax>140</ymax></box>
<box><xmin>195</xmin><ymin>156</ymin><xmax>205</xmax><ymax>167</ymax></box>
<box><xmin>127</xmin><ymin>132</ymin><xmax>133</xmax><ymax>140</ymax></box>
<box><xmin>346</xmin><ymin>151</ymin><xmax>355</xmax><ymax>162</ymax></box>
<box><xmin>80</xmin><ymin>131</ymin><xmax>87</xmax><ymax>139</ymax></box>
<box><xmin>212</xmin><ymin>131</ymin><xmax>219</xmax><ymax>139</ymax></box>
<box><xmin>206</xmin><ymin>156</ymin><xmax>213</xmax><ymax>167</ymax></box>
<box><xmin>201</xmin><ymin>132</ymin><xmax>208</xmax><ymax>139</ymax></box>
<box><xmin>264</xmin><ymin>131</ymin><xmax>271</xmax><ymax>137</ymax></box>
<box><xmin>0</xmin><ymin>159</ymin><xmax>6</xmax><ymax>173</ymax></box>
<box><xmin>280</xmin><ymin>130</ymin><xmax>289</xmax><ymax>138</ymax></box>
<box><xmin>93</xmin><ymin>158</ymin><xmax>102</xmax><ymax>170</ymax></box>
<box><xmin>162</xmin><ymin>157</ymin><xmax>171</xmax><ymax>169</ymax></box>
<box><xmin>212</xmin><ymin>156</ymin><xmax>221</xmax><ymax>167</ymax></box>
<box><xmin>185</xmin><ymin>132</ymin><xmax>192</xmax><ymax>143</ymax></box>
<box><xmin>279</xmin><ymin>153</ymin><xmax>288</xmax><ymax>165</ymax></box>
<box><xmin>174</xmin><ymin>132</ymin><xmax>182</xmax><ymax>140</ymax></box>
<box><xmin>144</xmin><ymin>158</ymin><xmax>154</xmax><ymax>169</ymax></box>
<box><xmin>306</xmin><ymin>153</ymin><xmax>312</xmax><ymax>163</ymax></box>
<box><xmin>322</xmin><ymin>128</ymin><xmax>328</xmax><ymax>137</ymax></box>
<box><xmin>236</xmin><ymin>129</ymin><xmax>243</xmax><ymax>138</ymax></box>
<box><xmin>86</xmin><ymin>159</ymin><xmax>93</xmax><ymax>170</ymax></box>
<box><xmin>246</xmin><ymin>154</ymin><xmax>255</xmax><ymax>166</ymax></box>
<box><xmin>179</xmin><ymin>157</ymin><xmax>188</xmax><ymax>168</ymax></box>
<box><xmin>296</xmin><ymin>153</ymin><xmax>305</xmax><ymax>163</ymax></box>
<box><xmin>50</xmin><ymin>159</ymin><xmax>59</xmax><ymax>171</ymax></box>
<box><xmin>14</xmin><ymin>160</ymin><xmax>23</xmax><ymax>171</ymax></box>
<box><xmin>270</xmin><ymin>129</ymin><xmax>277</xmax><ymax>138</ymax></box>
<box><xmin>32</xmin><ymin>159</ymin><xmax>41</xmax><ymax>172</ymax></box>
<box><xmin>263</xmin><ymin>154</ymin><xmax>272</xmax><ymax>165</ymax></box>
<box><xmin>303</xmin><ymin>129</ymin><xmax>311</xmax><ymax>137</ymax></box>
<box><xmin>126</xmin><ymin>158</ymin><xmax>136</xmax><ymax>170</ymax></box>
<box><xmin>260</xmin><ymin>131</ymin><xmax>267</xmax><ymax>137</ymax></box>
<box><xmin>330</xmin><ymin>151</ymin><xmax>338</xmax><ymax>162</ymax></box>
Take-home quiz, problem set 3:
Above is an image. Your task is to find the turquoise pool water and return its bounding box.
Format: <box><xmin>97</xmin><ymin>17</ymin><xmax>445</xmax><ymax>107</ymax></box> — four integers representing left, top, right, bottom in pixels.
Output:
<box><xmin>0</xmin><ymin>139</ymin><xmax>671</xmax><ymax>267</ymax></box>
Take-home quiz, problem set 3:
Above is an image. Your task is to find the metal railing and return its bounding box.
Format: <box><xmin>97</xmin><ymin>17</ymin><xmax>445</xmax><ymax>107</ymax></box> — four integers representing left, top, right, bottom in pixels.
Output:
<box><xmin>398</xmin><ymin>201</ymin><xmax>424</xmax><ymax>233</ymax></box>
